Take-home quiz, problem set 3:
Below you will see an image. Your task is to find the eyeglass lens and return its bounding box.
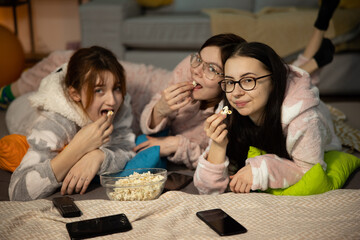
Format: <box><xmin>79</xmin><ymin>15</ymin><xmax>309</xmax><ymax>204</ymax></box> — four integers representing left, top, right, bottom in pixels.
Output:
<box><xmin>221</xmin><ymin>78</ymin><xmax>256</xmax><ymax>92</ymax></box>
<box><xmin>190</xmin><ymin>53</ymin><xmax>221</xmax><ymax>80</ymax></box>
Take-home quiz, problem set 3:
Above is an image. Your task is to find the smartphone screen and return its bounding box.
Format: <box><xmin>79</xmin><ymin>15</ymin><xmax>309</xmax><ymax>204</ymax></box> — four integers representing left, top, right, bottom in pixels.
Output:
<box><xmin>164</xmin><ymin>172</ymin><xmax>193</xmax><ymax>191</ymax></box>
<box><xmin>196</xmin><ymin>209</ymin><xmax>247</xmax><ymax>236</ymax></box>
<box><xmin>66</xmin><ymin>213</ymin><xmax>132</xmax><ymax>239</ymax></box>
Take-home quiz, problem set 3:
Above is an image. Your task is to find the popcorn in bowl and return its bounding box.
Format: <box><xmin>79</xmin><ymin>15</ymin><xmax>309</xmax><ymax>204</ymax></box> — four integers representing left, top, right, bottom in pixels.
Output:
<box><xmin>221</xmin><ymin>106</ymin><xmax>232</xmax><ymax>115</ymax></box>
<box><xmin>100</xmin><ymin>168</ymin><xmax>167</xmax><ymax>201</ymax></box>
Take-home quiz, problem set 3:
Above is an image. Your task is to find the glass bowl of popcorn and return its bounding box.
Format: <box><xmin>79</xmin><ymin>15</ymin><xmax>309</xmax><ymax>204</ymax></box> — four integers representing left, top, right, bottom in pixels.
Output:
<box><xmin>100</xmin><ymin>168</ymin><xmax>167</xmax><ymax>201</ymax></box>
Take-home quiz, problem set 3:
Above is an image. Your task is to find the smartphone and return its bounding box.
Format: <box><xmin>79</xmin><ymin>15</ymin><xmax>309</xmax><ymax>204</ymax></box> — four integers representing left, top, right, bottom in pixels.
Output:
<box><xmin>164</xmin><ymin>172</ymin><xmax>193</xmax><ymax>191</ymax></box>
<box><xmin>66</xmin><ymin>213</ymin><xmax>132</xmax><ymax>239</ymax></box>
<box><xmin>196</xmin><ymin>208</ymin><xmax>247</xmax><ymax>236</ymax></box>
<box><xmin>52</xmin><ymin>196</ymin><xmax>82</xmax><ymax>218</ymax></box>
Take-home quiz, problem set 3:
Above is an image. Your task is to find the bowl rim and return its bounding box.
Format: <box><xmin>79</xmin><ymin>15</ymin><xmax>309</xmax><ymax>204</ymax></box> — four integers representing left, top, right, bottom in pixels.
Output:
<box><xmin>101</xmin><ymin>168</ymin><xmax>167</xmax><ymax>177</ymax></box>
<box><xmin>100</xmin><ymin>168</ymin><xmax>167</xmax><ymax>188</ymax></box>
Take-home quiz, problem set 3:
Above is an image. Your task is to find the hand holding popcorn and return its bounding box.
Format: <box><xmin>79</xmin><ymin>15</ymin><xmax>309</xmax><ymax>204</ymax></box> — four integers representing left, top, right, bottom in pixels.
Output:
<box><xmin>221</xmin><ymin>106</ymin><xmax>232</xmax><ymax>115</ymax></box>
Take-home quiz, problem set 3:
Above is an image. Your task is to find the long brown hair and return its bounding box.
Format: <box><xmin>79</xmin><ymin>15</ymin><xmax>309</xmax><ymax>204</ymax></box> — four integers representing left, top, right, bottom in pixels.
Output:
<box><xmin>64</xmin><ymin>46</ymin><xmax>126</xmax><ymax>110</ymax></box>
<box><xmin>222</xmin><ymin>42</ymin><xmax>291</xmax><ymax>172</ymax></box>
<box><xmin>198</xmin><ymin>33</ymin><xmax>246</xmax><ymax>110</ymax></box>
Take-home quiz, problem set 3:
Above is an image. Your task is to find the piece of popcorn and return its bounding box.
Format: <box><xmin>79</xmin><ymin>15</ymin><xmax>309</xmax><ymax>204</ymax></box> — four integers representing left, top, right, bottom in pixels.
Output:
<box><xmin>221</xmin><ymin>106</ymin><xmax>232</xmax><ymax>115</ymax></box>
<box><xmin>192</xmin><ymin>81</ymin><xmax>197</xmax><ymax>87</ymax></box>
<box><xmin>107</xmin><ymin>110</ymin><xmax>114</xmax><ymax>117</ymax></box>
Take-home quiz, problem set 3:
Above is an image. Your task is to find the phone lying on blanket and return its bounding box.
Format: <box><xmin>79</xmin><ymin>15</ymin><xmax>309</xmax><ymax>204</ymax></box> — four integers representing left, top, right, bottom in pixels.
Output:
<box><xmin>196</xmin><ymin>208</ymin><xmax>247</xmax><ymax>236</ymax></box>
<box><xmin>164</xmin><ymin>172</ymin><xmax>193</xmax><ymax>192</ymax></box>
<box><xmin>52</xmin><ymin>196</ymin><xmax>82</xmax><ymax>218</ymax></box>
<box><xmin>66</xmin><ymin>213</ymin><xmax>132</xmax><ymax>239</ymax></box>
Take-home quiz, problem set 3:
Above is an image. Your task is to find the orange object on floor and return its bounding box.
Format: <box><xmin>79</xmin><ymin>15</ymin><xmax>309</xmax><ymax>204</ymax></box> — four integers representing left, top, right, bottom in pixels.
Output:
<box><xmin>0</xmin><ymin>134</ymin><xmax>29</xmax><ymax>172</ymax></box>
<box><xmin>0</xmin><ymin>25</ymin><xmax>25</xmax><ymax>87</ymax></box>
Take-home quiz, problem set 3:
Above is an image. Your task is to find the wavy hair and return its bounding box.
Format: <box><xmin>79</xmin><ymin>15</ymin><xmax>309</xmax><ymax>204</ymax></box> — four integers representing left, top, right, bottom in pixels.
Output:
<box><xmin>64</xmin><ymin>46</ymin><xmax>126</xmax><ymax>110</ymax></box>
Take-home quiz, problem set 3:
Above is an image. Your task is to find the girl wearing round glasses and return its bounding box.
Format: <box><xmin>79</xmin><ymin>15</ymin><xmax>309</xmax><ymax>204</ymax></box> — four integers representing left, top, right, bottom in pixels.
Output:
<box><xmin>134</xmin><ymin>34</ymin><xmax>246</xmax><ymax>169</ymax></box>
<box><xmin>194</xmin><ymin>42</ymin><xmax>341</xmax><ymax>194</ymax></box>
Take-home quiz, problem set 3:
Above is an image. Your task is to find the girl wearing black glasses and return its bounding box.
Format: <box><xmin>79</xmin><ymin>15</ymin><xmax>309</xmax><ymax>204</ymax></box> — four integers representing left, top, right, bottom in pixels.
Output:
<box><xmin>135</xmin><ymin>34</ymin><xmax>246</xmax><ymax>169</ymax></box>
<box><xmin>194</xmin><ymin>42</ymin><xmax>341</xmax><ymax>194</ymax></box>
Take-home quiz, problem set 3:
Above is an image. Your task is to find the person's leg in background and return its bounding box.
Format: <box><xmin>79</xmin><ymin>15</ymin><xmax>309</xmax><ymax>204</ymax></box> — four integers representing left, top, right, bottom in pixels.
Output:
<box><xmin>293</xmin><ymin>0</ymin><xmax>340</xmax><ymax>75</ymax></box>
<box><xmin>0</xmin><ymin>50</ymin><xmax>73</xmax><ymax>110</ymax></box>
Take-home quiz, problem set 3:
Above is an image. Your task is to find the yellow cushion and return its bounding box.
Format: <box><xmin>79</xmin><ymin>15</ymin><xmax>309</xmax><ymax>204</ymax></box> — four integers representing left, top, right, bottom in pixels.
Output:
<box><xmin>136</xmin><ymin>0</ymin><xmax>173</xmax><ymax>8</ymax></box>
<box><xmin>339</xmin><ymin>0</ymin><xmax>360</xmax><ymax>9</ymax></box>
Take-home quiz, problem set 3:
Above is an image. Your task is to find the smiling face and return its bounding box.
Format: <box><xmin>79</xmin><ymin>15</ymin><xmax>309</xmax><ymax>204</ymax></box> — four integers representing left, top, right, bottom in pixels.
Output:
<box><xmin>70</xmin><ymin>71</ymin><xmax>123</xmax><ymax>122</ymax></box>
<box><xmin>190</xmin><ymin>46</ymin><xmax>223</xmax><ymax>101</ymax></box>
<box><xmin>225</xmin><ymin>56</ymin><xmax>272</xmax><ymax>125</ymax></box>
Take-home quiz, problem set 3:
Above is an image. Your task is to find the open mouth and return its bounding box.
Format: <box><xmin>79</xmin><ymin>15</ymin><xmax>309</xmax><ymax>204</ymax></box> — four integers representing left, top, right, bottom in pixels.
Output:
<box><xmin>101</xmin><ymin>109</ymin><xmax>114</xmax><ymax>116</ymax></box>
<box><xmin>192</xmin><ymin>81</ymin><xmax>202</xmax><ymax>90</ymax></box>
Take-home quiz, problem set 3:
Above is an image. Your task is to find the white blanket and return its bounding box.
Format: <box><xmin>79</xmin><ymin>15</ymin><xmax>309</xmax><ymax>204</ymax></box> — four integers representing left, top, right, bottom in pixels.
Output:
<box><xmin>1</xmin><ymin>190</ymin><xmax>360</xmax><ymax>239</ymax></box>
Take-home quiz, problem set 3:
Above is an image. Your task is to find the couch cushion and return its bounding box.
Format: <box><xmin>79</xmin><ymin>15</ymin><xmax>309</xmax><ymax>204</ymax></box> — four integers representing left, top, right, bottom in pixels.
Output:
<box><xmin>145</xmin><ymin>0</ymin><xmax>254</xmax><ymax>14</ymax></box>
<box><xmin>254</xmin><ymin>0</ymin><xmax>318</xmax><ymax>12</ymax></box>
<box><xmin>204</xmin><ymin>7</ymin><xmax>360</xmax><ymax>58</ymax></box>
<box><xmin>123</xmin><ymin>14</ymin><xmax>211</xmax><ymax>49</ymax></box>
<box><xmin>125</xmin><ymin>50</ymin><xmax>192</xmax><ymax>70</ymax></box>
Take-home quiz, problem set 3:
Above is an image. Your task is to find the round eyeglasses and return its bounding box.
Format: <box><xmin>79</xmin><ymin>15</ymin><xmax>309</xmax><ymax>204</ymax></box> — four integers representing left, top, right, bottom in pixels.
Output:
<box><xmin>218</xmin><ymin>74</ymin><xmax>272</xmax><ymax>93</ymax></box>
<box><xmin>190</xmin><ymin>53</ymin><xmax>224</xmax><ymax>80</ymax></box>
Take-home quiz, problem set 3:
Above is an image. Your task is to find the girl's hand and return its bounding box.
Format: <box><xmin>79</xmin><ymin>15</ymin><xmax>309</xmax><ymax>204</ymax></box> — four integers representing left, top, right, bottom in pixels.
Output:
<box><xmin>204</xmin><ymin>113</ymin><xmax>228</xmax><ymax>147</ymax></box>
<box><xmin>229</xmin><ymin>165</ymin><xmax>253</xmax><ymax>193</ymax></box>
<box><xmin>133</xmin><ymin>136</ymin><xmax>180</xmax><ymax>157</ymax></box>
<box><xmin>154</xmin><ymin>81</ymin><xmax>193</xmax><ymax>118</ymax></box>
<box><xmin>71</xmin><ymin>115</ymin><xmax>113</xmax><ymax>155</ymax></box>
<box><xmin>61</xmin><ymin>150</ymin><xmax>104</xmax><ymax>195</ymax></box>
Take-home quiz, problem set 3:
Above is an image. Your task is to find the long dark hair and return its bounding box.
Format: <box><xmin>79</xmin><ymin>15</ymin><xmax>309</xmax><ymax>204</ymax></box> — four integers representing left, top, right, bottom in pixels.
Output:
<box><xmin>198</xmin><ymin>33</ymin><xmax>246</xmax><ymax>110</ymax></box>
<box><xmin>64</xmin><ymin>46</ymin><xmax>126</xmax><ymax>110</ymax></box>
<box><xmin>222</xmin><ymin>42</ymin><xmax>291</xmax><ymax>171</ymax></box>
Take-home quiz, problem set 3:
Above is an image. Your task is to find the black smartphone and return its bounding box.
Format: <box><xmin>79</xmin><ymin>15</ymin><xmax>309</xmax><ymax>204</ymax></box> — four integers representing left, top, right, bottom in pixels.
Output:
<box><xmin>196</xmin><ymin>208</ymin><xmax>247</xmax><ymax>236</ymax></box>
<box><xmin>52</xmin><ymin>196</ymin><xmax>82</xmax><ymax>218</ymax></box>
<box><xmin>66</xmin><ymin>213</ymin><xmax>132</xmax><ymax>239</ymax></box>
<box><xmin>164</xmin><ymin>172</ymin><xmax>193</xmax><ymax>191</ymax></box>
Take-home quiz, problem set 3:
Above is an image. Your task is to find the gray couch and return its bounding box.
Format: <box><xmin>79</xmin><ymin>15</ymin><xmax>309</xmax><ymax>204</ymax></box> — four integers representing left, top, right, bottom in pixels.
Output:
<box><xmin>79</xmin><ymin>0</ymin><xmax>319</xmax><ymax>70</ymax></box>
<box><xmin>79</xmin><ymin>0</ymin><xmax>360</xmax><ymax>96</ymax></box>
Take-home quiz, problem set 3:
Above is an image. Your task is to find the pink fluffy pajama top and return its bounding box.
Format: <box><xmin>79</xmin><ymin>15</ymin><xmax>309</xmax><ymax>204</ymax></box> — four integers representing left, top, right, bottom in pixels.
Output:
<box><xmin>140</xmin><ymin>56</ymin><xmax>214</xmax><ymax>169</ymax></box>
<box><xmin>194</xmin><ymin>65</ymin><xmax>342</xmax><ymax>194</ymax></box>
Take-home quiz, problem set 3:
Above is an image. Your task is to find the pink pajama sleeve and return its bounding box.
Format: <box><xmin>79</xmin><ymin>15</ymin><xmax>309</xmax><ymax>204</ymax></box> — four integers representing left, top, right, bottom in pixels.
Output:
<box><xmin>194</xmin><ymin>152</ymin><xmax>229</xmax><ymax>195</ymax></box>
<box><xmin>247</xmin><ymin>154</ymin><xmax>304</xmax><ymax>191</ymax></box>
<box><xmin>248</xmin><ymin>111</ymin><xmax>334</xmax><ymax>191</ymax></box>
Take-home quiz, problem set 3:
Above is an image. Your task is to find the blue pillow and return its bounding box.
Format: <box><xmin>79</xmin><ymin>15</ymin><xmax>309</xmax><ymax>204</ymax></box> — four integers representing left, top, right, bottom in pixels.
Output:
<box><xmin>124</xmin><ymin>145</ymin><xmax>166</xmax><ymax>170</ymax></box>
<box><xmin>123</xmin><ymin>130</ymin><xmax>169</xmax><ymax>170</ymax></box>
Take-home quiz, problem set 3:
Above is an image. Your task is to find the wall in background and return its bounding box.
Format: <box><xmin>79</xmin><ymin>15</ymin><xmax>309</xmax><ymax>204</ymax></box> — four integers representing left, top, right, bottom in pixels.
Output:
<box><xmin>0</xmin><ymin>0</ymin><xmax>82</xmax><ymax>55</ymax></box>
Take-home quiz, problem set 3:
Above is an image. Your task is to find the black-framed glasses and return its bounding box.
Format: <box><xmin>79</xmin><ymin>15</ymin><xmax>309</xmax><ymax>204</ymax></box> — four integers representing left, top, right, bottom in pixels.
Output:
<box><xmin>190</xmin><ymin>53</ymin><xmax>224</xmax><ymax>80</ymax></box>
<box><xmin>218</xmin><ymin>74</ymin><xmax>272</xmax><ymax>93</ymax></box>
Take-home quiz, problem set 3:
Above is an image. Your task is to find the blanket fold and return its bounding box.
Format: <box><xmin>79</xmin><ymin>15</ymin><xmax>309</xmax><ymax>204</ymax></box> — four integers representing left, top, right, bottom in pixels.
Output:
<box><xmin>1</xmin><ymin>190</ymin><xmax>359</xmax><ymax>239</ymax></box>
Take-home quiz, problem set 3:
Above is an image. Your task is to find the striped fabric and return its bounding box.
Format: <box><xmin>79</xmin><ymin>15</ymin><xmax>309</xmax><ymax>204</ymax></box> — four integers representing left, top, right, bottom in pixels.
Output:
<box><xmin>328</xmin><ymin>104</ymin><xmax>360</xmax><ymax>153</ymax></box>
<box><xmin>1</xmin><ymin>190</ymin><xmax>359</xmax><ymax>239</ymax></box>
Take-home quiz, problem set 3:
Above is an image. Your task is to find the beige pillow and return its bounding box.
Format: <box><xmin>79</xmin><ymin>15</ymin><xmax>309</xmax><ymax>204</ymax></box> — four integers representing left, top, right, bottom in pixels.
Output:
<box><xmin>203</xmin><ymin>7</ymin><xmax>360</xmax><ymax>58</ymax></box>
